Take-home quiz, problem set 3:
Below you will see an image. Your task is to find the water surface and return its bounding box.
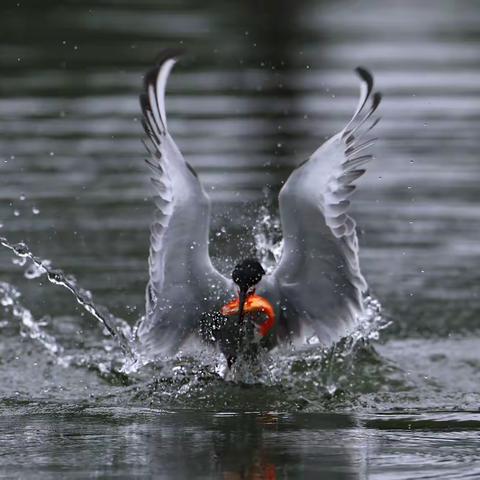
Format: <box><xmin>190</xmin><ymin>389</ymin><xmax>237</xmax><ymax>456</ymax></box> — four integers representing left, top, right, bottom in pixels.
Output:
<box><xmin>1</xmin><ymin>0</ymin><xmax>480</xmax><ymax>477</ymax></box>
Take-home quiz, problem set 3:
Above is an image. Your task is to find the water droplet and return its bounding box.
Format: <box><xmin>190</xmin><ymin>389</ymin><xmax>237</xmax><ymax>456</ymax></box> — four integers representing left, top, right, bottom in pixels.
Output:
<box><xmin>13</xmin><ymin>242</ymin><xmax>29</xmax><ymax>256</ymax></box>
<box><xmin>32</xmin><ymin>206</ymin><xmax>40</xmax><ymax>215</ymax></box>
<box><xmin>49</xmin><ymin>151</ymin><xmax>55</xmax><ymax>157</ymax></box>
<box><xmin>19</xmin><ymin>193</ymin><xmax>26</xmax><ymax>201</ymax></box>
<box><xmin>47</xmin><ymin>270</ymin><xmax>64</xmax><ymax>284</ymax></box>
<box><xmin>13</xmin><ymin>210</ymin><xmax>20</xmax><ymax>217</ymax></box>
<box><xmin>1</xmin><ymin>297</ymin><xmax>13</xmax><ymax>307</ymax></box>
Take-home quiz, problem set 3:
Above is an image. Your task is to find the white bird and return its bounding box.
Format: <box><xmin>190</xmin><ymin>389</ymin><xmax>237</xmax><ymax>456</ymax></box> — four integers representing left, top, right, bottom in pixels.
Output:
<box><xmin>136</xmin><ymin>49</ymin><xmax>381</xmax><ymax>367</ymax></box>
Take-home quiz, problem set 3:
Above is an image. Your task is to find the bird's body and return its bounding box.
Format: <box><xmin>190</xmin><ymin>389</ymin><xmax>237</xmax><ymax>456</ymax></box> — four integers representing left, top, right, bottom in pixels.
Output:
<box><xmin>136</xmin><ymin>50</ymin><xmax>382</xmax><ymax>366</ymax></box>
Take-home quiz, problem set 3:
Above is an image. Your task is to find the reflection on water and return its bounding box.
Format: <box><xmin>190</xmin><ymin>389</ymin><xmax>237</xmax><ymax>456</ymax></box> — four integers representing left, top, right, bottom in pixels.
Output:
<box><xmin>2</xmin><ymin>408</ymin><xmax>480</xmax><ymax>479</ymax></box>
<box><xmin>1</xmin><ymin>0</ymin><xmax>480</xmax><ymax>477</ymax></box>
<box><xmin>0</xmin><ymin>410</ymin><xmax>364</xmax><ymax>479</ymax></box>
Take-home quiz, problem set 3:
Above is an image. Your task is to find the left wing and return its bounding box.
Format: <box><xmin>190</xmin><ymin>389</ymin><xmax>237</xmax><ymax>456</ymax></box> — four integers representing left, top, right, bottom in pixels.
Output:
<box><xmin>137</xmin><ymin>50</ymin><xmax>230</xmax><ymax>355</ymax></box>
<box><xmin>270</xmin><ymin>67</ymin><xmax>381</xmax><ymax>345</ymax></box>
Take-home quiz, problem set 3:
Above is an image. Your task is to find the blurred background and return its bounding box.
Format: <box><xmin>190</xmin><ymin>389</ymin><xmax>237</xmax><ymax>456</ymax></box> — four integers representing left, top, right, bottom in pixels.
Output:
<box><xmin>1</xmin><ymin>0</ymin><xmax>480</xmax><ymax>477</ymax></box>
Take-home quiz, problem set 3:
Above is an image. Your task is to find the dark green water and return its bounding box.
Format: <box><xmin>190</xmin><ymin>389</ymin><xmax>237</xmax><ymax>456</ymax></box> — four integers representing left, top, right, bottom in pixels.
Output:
<box><xmin>1</xmin><ymin>0</ymin><xmax>480</xmax><ymax>477</ymax></box>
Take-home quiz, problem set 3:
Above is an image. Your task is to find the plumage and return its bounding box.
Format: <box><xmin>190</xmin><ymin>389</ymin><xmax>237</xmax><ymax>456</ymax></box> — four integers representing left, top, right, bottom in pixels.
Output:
<box><xmin>135</xmin><ymin>51</ymin><xmax>382</xmax><ymax>363</ymax></box>
<box><xmin>266</xmin><ymin>66</ymin><xmax>381</xmax><ymax>346</ymax></box>
<box><xmin>135</xmin><ymin>50</ymin><xmax>232</xmax><ymax>357</ymax></box>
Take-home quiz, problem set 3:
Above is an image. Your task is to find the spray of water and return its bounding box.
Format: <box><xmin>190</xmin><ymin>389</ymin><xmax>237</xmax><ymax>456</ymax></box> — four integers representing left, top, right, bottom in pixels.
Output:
<box><xmin>254</xmin><ymin>205</ymin><xmax>283</xmax><ymax>274</ymax></box>
<box><xmin>0</xmin><ymin>202</ymin><xmax>390</xmax><ymax>393</ymax></box>
<box><xmin>0</xmin><ymin>281</ymin><xmax>63</xmax><ymax>356</ymax></box>
<box><xmin>0</xmin><ymin>236</ymin><xmax>135</xmax><ymax>360</ymax></box>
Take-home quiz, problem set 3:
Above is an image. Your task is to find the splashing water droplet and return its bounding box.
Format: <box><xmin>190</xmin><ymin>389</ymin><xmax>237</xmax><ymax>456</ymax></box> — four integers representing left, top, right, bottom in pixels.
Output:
<box><xmin>12</xmin><ymin>257</ymin><xmax>27</xmax><ymax>267</ymax></box>
<box><xmin>12</xmin><ymin>242</ymin><xmax>29</xmax><ymax>257</ymax></box>
<box><xmin>0</xmin><ymin>281</ymin><xmax>63</xmax><ymax>355</ymax></box>
<box><xmin>25</xmin><ymin>260</ymin><xmax>50</xmax><ymax>279</ymax></box>
<box><xmin>0</xmin><ymin>235</ymin><xmax>135</xmax><ymax>362</ymax></box>
<box><xmin>47</xmin><ymin>270</ymin><xmax>65</xmax><ymax>284</ymax></box>
<box><xmin>254</xmin><ymin>205</ymin><xmax>283</xmax><ymax>273</ymax></box>
<box><xmin>1</xmin><ymin>296</ymin><xmax>13</xmax><ymax>307</ymax></box>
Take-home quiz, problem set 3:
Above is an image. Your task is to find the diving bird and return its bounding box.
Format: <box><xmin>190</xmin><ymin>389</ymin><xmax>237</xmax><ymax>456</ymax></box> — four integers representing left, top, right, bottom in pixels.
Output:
<box><xmin>136</xmin><ymin>49</ymin><xmax>382</xmax><ymax>366</ymax></box>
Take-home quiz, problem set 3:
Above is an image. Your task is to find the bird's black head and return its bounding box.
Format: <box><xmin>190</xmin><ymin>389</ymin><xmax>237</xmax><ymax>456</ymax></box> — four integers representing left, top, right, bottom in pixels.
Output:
<box><xmin>232</xmin><ymin>258</ymin><xmax>265</xmax><ymax>294</ymax></box>
<box><xmin>231</xmin><ymin>258</ymin><xmax>266</xmax><ymax>326</ymax></box>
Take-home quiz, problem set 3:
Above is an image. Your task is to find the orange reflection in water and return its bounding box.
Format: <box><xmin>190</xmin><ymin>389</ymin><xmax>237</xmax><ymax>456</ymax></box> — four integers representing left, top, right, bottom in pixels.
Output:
<box><xmin>222</xmin><ymin>459</ymin><xmax>277</xmax><ymax>480</ymax></box>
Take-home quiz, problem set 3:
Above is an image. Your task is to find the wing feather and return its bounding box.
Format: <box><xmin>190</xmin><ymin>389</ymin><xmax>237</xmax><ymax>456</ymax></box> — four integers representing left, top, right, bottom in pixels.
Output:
<box><xmin>137</xmin><ymin>50</ymin><xmax>230</xmax><ymax>355</ymax></box>
<box><xmin>271</xmin><ymin>67</ymin><xmax>382</xmax><ymax>344</ymax></box>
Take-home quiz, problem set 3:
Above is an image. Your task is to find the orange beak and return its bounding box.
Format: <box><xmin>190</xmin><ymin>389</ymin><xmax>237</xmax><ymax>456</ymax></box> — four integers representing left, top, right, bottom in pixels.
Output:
<box><xmin>221</xmin><ymin>294</ymin><xmax>275</xmax><ymax>337</ymax></box>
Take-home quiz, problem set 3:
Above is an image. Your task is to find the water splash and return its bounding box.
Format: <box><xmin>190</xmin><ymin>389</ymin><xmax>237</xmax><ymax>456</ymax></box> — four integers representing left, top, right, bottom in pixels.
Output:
<box><xmin>0</xmin><ymin>210</ymin><xmax>390</xmax><ymax>398</ymax></box>
<box><xmin>266</xmin><ymin>295</ymin><xmax>388</xmax><ymax>392</ymax></box>
<box><xmin>0</xmin><ymin>281</ymin><xmax>63</xmax><ymax>356</ymax></box>
<box><xmin>129</xmin><ymin>293</ymin><xmax>389</xmax><ymax>409</ymax></box>
<box><xmin>0</xmin><ymin>236</ymin><xmax>135</xmax><ymax>360</ymax></box>
<box><xmin>254</xmin><ymin>205</ymin><xmax>283</xmax><ymax>274</ymax></box>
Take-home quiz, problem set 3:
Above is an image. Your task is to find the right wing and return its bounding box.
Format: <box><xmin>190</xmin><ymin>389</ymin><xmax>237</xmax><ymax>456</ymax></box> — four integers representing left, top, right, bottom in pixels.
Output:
<box><xmin>137</xmin><ymin>50</ymin><xmax>230</xmax><ymax>354</ymax></box>
<box><xmin>270</xmin><ymin>67</ymin><xmax>381</xmax><ymax>345</ymax></box>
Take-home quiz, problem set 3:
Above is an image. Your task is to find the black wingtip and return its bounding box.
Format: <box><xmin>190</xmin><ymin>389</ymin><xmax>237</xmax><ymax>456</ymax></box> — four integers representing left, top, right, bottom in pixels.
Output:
<box><xmin>355</xmin><ymin>66</ymin><xmax>374</xmax><ymax>90</ymax></box>
<box><xmin>139</xmin><ymin>92</ymin><xmax>149</xmax><ymax>114</ymax></box>
<box><xmin>371</xmin><ymin>91</ymin><xmax>383</xmax><ymax>112</ymax></box>
<box><xmin>143</xmin><ymin>47</ymin><xmax>186</xmax><ymax>90</ymax></box>
<box><xmin>154</xmin><ymin>47</ymin><xmax>186</xmax><ymax>66</ymax></box>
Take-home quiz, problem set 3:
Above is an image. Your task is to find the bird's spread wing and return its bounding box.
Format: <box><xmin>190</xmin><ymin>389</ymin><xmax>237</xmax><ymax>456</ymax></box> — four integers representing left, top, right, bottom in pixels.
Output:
<box><xmin>137</xmin><ymin>50</ymin><xmax>230</xmax><ymax>353</ymax></box>
<box><xmin>271</xmin><ymin>67</ymin><xmax>381</xmax><ymax>345</ymax></box>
